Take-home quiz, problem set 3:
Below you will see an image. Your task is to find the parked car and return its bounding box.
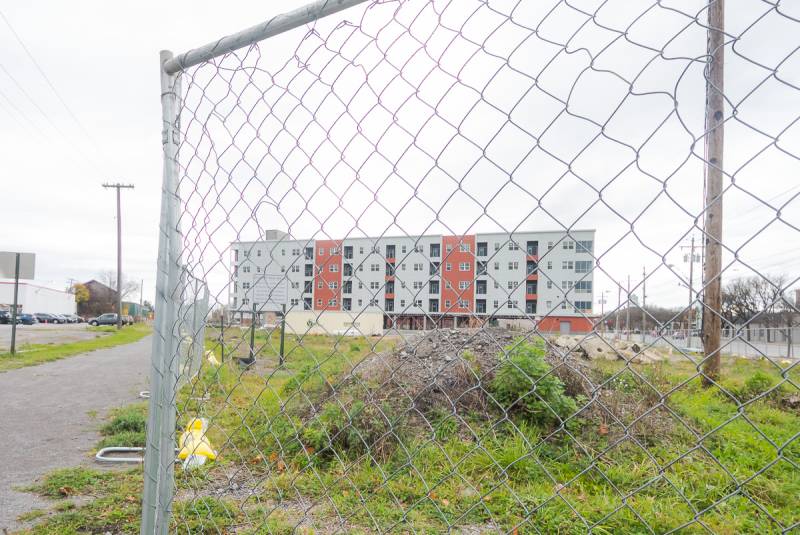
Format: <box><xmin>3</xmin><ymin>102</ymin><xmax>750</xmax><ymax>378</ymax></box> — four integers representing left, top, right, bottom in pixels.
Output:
<box><xmin>50</xmin><ymin>313</ymin><xmax>68</xmax><ymax>324</ymax></box>
<box><xmin>88</xmin><ymin>313</ymin><xmax>119</xmax><ymax>326</ymax></box>
<box><xmin>123</xmin><ymin>315</ymin><xmax>134</xmax><ymax>325</ymax></box>
<box><xmin>17</xmin><ymin>313</ymin><xmax>38</xmax><ymax>325</ymax></box>
<box><xmin>34</xmin><ymin>312</ymin><xmax>59</xmax><ymax>324</ymax></box>
<box><xmin>0</xmin><ymin>310</ymin><xmax>19</xmax><ymax>324</ymax></box>
<box><xmin>60</xmin><ymin>314</ymin><xmax>80</xmax><ymax>323</ymax></box>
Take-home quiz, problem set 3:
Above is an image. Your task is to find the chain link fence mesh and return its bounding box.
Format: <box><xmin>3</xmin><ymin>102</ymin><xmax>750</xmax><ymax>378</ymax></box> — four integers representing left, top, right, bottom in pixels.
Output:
<box><xmin>146</xmin><ymin>0</ymin><xmax>800</xmax><ymax>532</ymax></box>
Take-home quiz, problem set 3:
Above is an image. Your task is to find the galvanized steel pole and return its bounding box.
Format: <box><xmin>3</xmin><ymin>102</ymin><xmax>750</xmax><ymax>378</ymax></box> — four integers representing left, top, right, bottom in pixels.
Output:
<box><xmin>163</xmin><ymin>0</ymin><xmax>371</xmax><ymax>74</ymax></box>
<box><xmin>141</xmin><ymin>50</ymin><xmax>181</xmax><ymax>535</ymax></box>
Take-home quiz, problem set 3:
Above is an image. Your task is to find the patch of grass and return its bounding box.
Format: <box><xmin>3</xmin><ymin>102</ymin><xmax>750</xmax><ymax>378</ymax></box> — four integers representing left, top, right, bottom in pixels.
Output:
<box><xmin>16</xmin><ymin>509</ymin><xmax>46</xmax><ymax>522</ymax></box>
<box><xmin>0</xmin><ymin>323</ymin><xmax>152</xmax><ymax>372</ymax></box>
<box><xmin>24</xmin><ymin>467</ymin><xmax>114</xmax><ymax>498</ymax></box>
<box><xmin>17</xmin><ymin>468</ymin><xmax>143</xmax><ymax>535</ymax></box>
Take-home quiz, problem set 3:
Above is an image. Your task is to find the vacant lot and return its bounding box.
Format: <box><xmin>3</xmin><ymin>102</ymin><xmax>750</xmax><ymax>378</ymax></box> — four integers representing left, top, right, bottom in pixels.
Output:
<box><xmin>0</xmin><ymin>323</ymin><xmax>101</xmax><ymax>346</ymax></box>
<box><xmin>18</xmin><ymin>328</ymin><xmax>800</xmax><ymax>534</ymax></box>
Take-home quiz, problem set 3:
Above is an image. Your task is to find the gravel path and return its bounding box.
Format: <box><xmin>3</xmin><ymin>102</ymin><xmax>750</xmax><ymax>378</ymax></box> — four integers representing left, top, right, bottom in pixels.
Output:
<box><xmin>0</xmin><ymin>335</ymin><xmax>151</xmax><ymax>531</ymax></box>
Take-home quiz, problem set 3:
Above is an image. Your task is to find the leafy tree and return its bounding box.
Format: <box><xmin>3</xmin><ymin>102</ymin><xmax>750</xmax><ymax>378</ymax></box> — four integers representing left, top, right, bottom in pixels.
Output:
<box><xmin>71</xmin><ymin>283</ymin><xmax>90</xmax><ymax>305</ymax></box>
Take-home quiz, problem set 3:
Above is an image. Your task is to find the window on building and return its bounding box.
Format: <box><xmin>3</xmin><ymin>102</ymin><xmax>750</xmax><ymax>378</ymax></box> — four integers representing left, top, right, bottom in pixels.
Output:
<box><xmin>494</xmin><ymin>242</ymin><xmax>500</xmax><ymax>251</ymax></box>
<box><xmin>577</xmin><ymin>240</ymin><xmax>593</xmax><ymax>253</ymax></box>
<box><xmin>459</xmin><ymin>242</ymin><xmax>470</xmax><ymax>252</ymax></box>
<box><xmin>575</xmin><ymin>301</ymin><xmax>592</xmax><ymax>311</ymax></box>
<box><xmin>385</xmin><ymin>299</ymin><xmax>394</xmax><ymax>312</ymax></box>
<box><xmin>370</xmin><ymin>281</ymin><xmax>380</xmax><ymax>290</ymax></box>
<box><xmin>526</xmin><ymin>280</ymin><xmax>538</xmax><ymax>294</ymax></box>
<box><xmin>318</xmin><ymin>281</ymin><xmax>324</xmax><ymax>289</ymax></box>
<box><xmin>445</xmin><ymin>262</ymin><xmax>452</xmax><ymax>271</ymax></box>
<box><xmin>413</xmin><ymin>281</ymin><xmax>423</xmax><ymax>290</ymax></box>
<box><xmin>328</xmin><ymin>298</ymin><xmax>337</xmax><ymax>307</ymax></box>
<box><xmin>546</xmin><ymin>300</ymin><xmax>552</xmax><ymax>308</ymax></box>
<box><xmin>507</xmin><ymin>261</ymin><xmax>518</xmax><ymax>270</ymax></box>
<box><xmin>527</xmin><ymin>261</ymin><xmax>538</xmax><ymax>275</ymax></box>
<box><xmin>317</xmin><ymin>298</ymin><xmax>323</xmax><ymax>306</ymax></box>
<box><xmin>342</xmin><ymin>298</ymin><xmax>351</xmax><ymax>310</ymax></box>
<box><xmin>562</xmin><ymin>260</ymin><xmax>574</xmax><ymax>270</ymax></box>
<box><xmin>546</xmin><ymin>280</ymin><xmax>552</xmax><ymax>289</ymax></box>
<box><xmin>259</xmin><ymin>249</ymin><xmax>264</xmax><ymax>257</ymax></box>
<box><xmin>507</xmin><ymin>281</ymin><xmax>514</xmax><ymax>290</ymax></box>
<box><xmin>429</xmin><ymin>243</ymin><xmax>440</xmax><ymax>257</ymax></box>
<box><xmin>370</xmin><ymin>263</ymin><xmax>380</xmax><ymax>271</ymax></box>
<box><xmin>343</xmin><ymin>281</ymin><xmax>352</xmax><ymax>294</ymax></box>
<box><xmin>429</xmin><ymin>280</ymin><xmax>439</xmax><ymax>294</ymax></box>
<box><xmin>446</xmin><ymin>244</ymin><xmax>453</xmax><ymax>253</ymax></box>
<box><xmin>575</xmin><ymin>260</ymin><xmax>593</xmax><ymax>273</ymax></box>
<box><xmin>575</xmin><ymin>281</ymin><xmax>592</xmax><ymax>293</ymax></box>
<box><xmin>413</xmin><ymin>263</ymin><xmax>423</xmax><ymax>271</ymax></box>
<box><xmin>319</xmin><ymin>247</ymin><xmax>324</xmax><ymax>255</ymax></box>
<box><xmin>401</xmin><ymin>245</ymin><xmax>407</xmax><ymax>254</ymax></box>
<box><xmin>242</xmin><ymin>282</ymin><xmax>250</xmax><ymax>289</ymax></box>
<box><xmin>291</xmin><ymin>265</ymin><xmax>300</xmax><ymax>272</ymax></box>
<box><xmin>305</xmin><ymin>247</ymin><xmax>313</xmax><ymax>259</ymax></box>
<box><xmin>290</xmin><ymin>298</ymin><xmax>299</xmax><ymax>306</ymax></box>
<box><xmin>445</xmin><ymin>299</ymin><xmax>451</xmax><ymax>308</ymax></box>
<box><xmin>494</xmin><ymin>261</ymin><xmax>500</xmax><ymax>270</ymax></box>
<box><xmin>343</xmin><ymin>263</ymin><xmax>352</xmax><ymax>276</ymax></box>
<box><xmin>304</xmin><ymin>281</ymin><xmax>313</xmax><ymax>293</ymax></box>
<box><xmin>476</xmin><ymin>280</ymin><xmax>487</xmax><ymax>294</ymax></box>
<box><xmin>242</xmin><ymin>265</ymin><xmax>250</xmax><ymax>273</ymax></box>
<box><xmin>445</xmin><ymin>281</ymin><xmax>453</xmax><ymax>289</ymax></box>
<box><xmin>234</xmin><ymin>249</ymin><xmax>239</xmax><ymax>261</ymax></box>
<box><xmin>493</xmin><ymin>300</ymin><xmax>499</xmax><ymax>309</ymax></box>
<box><xmin>547</xmin><ymin>261</ymin><xmax>552</xmax><ymax>270</ymax></box>
<box><xmin>477</xmin><ymin>242</ymin><xmax>487</xmax><ymax>256</ymax></box>
<box><xmin>477</xmin><ymin>261</ymin><xmax>487</xmax><ymax>275</ymax></box>
<box><xmin>561</xmin><ymin>280</ymin><xmax>574</xmax><ymax>290</ymax></box>
<box><xmin>459</xmin><ymin>262</ymin><xmax>470</xmax><ymax>271</ymax></box>
<box><xmin>459</xmin><ymin>281</ymin><xmax>470</xmax><ymax>290</ymax></box>
<box><xmin>526</xmin><ymin>241</ymin><xmax>538</xmax><ymax>256</ymax></box>
<box><xmin>430</xmin><ymin>262</ymin><xmax>440</xmax><ymax>275</ymax></box>
<box><xmin>385</xmin><ymin>245</ymin><xmax>396</xmax><ymax>258</ymax></box>
<box><xmin>508</xmin><ymin>241</ymin><xmax>520</xmax><ymax>251</ymax></box>
<box><xmin>305</xmin><ymin>264</ymin><xmax>313</xmax><ymax>277</ymax></box>
<box><xmin>476</xmin><ymin>299</ymin><xmax>486</xmax><ymax>313</ymax></box>
<box><xmin>562</xmin><ymin>240</ymin><xmax>574</xmax><ymax>250</ymax></box>
<box><xmin>242</xmin><ymin>298</ymin><xmax>249</xmax><ymax>305</ymax></box>
<box><xmin>329</xmin><ymin>264</ymin><xmax>338</xmax><ymax>272</ymax></box>
<box><xmin>507</xmin><ymin>299</ymin><xmax>517</xmax><ymax>309</ymax></box>
<box><xmin>428</xmin><ymin>299</ymin><xmax>439</xmax><ymax>312</ymax></box>
<box><xmin>291</xmin><ymin>282</ymin><xmax>299</xmax><ymax>289</ymax></box>
<box><xmin>328</xmin><ymin>281</ymin><xmax>338</xmax><ymax>289</ymax></box>
<box><xmin>525</xmin><ymin>300</ymin><xmax>537</xmax><ymax>314</ymax></box>
<box><xmin>359</xmin><ymin>246</ymin><xmax>364</xmax><ymax>255</ymax></box>
<box><xmin>303</xmin><ymin>297</ymin><xmax>312</xmax><ymax>310</ymax></box>
<box><xmin>457</xmin><ymin>299</ymin><xmax>468</xmax><ymax>308</ymax></box>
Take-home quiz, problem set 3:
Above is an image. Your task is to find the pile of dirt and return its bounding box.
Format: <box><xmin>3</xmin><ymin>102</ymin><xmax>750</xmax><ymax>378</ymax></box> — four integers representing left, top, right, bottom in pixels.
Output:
<box><xmin>299</xmin><ymin>328</ymin><xmax>677</xmax><ymax>452</ymax></box>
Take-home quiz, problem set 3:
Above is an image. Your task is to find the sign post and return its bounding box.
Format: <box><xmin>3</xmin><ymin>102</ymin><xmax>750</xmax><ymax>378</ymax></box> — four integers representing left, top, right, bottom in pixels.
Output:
<box><xmin>0</xmin><ymin>251</ymin><xmax>36</xmax><ymax>355</ymax></box>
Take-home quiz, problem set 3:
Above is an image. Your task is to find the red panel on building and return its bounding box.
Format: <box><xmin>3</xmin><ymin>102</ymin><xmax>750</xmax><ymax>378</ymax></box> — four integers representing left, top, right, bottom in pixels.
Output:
<box><xmin>441</xmin><ymin>235</ymin><xmax>476</xmax><ymax>313</ymax></box>
<box><xmin>313</xmin><ymin>240</ymin><xmax>342</xmax><ymax>311</ymax></box>
<box><xmin>537</xmin><ymin>316</ymin><xmax>594</xmax><ymax>333</ymax></box>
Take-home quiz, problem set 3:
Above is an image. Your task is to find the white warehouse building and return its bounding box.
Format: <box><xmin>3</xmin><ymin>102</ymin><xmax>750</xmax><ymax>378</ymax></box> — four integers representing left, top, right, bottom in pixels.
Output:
<box><xmin>0</xmin><ymin>281</ymin><xmax>77</xmax><ymax>315</ymax></box>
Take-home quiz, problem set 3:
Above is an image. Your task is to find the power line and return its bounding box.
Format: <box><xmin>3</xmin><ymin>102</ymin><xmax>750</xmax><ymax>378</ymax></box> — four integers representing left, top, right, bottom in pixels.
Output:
<box><xmin>0</xmin><ymin>63</ymin><xmax>102</xmax><ymax>172</ymax></box>
<box><xmin>0</xmin><ymin>7</ymin><xmax>106</xmax><ymax>166</ymax></box>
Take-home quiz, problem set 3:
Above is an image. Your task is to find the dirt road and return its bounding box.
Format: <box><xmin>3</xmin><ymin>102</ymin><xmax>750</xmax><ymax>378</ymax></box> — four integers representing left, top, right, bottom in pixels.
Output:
<box><xmin>0</xmin><ymin>335</ymin><xmax>151</xmax><ymax>531</ymax></box>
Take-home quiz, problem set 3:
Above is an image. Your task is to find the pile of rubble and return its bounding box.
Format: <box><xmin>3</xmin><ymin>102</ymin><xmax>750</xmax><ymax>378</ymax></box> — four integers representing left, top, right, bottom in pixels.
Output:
<box><xmin>550</xmin><ymin>335</ymin><xmax>668</xmax><ymax>364</ymax></box>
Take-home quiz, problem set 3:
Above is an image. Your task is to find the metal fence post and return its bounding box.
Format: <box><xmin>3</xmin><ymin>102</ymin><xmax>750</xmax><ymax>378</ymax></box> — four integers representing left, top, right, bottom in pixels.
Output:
<box><xmin>141</xmin><ymin>49</ymin><xmax>182</xmax><ymax>535</ymax></box>
<box><xmin>279</xmin><ymin>303</ymin><xmax>286</xmax><ymax>366</ymax></box>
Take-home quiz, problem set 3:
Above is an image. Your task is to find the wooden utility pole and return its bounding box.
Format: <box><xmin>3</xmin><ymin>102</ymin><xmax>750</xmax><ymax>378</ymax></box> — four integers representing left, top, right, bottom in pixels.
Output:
<box><xmin>702</xmin><ymin>0</ymin><xmax>725</xmax><ymax>385</ymax></box>
<box><xmin>641</xmin><ymin>266</ymin><xmax>647</xmax><ymax>343</ymax></box>
<box><xmin>626</xmin><ymin>275</ymin><xmax>631</xmax><ymax>342</ymax></box>
<box><xmin>102</xmin><ymin>182</ymin><xmax>135</xmax><ymax>330</ymax></box>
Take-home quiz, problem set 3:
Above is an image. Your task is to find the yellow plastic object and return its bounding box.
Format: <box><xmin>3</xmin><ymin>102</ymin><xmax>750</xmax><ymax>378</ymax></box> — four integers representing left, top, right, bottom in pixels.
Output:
<box><xmin>178</xmin><ymin>418</ymin><xmax>217</xmax><ymax>469</ymax></box>
<box><xmin>205</xmin><ymin>350</ymin><xmax>220</xmax><ymax>366</ymax></box>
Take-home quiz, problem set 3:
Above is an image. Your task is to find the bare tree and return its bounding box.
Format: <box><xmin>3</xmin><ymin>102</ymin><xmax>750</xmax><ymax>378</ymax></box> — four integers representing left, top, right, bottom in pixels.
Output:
<box><xmin>98</xmin><ymin>270</ymin><xmax>141</xmax><ymax>301</ymax></box>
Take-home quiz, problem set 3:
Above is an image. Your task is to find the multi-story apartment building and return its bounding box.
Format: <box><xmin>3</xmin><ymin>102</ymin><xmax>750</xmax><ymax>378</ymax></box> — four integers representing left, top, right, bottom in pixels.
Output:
<box><xmin>230</xmin><ymin>229</ymin><xmax>596</xmax><ymax>332</ymax></box>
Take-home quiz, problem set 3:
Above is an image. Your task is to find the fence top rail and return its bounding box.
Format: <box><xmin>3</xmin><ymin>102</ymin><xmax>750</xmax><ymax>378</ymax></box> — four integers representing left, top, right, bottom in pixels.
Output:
<box><xmin>163</xmin><ymin>0</ymin><xmax>372</xmax><ymax>74</ymax></box>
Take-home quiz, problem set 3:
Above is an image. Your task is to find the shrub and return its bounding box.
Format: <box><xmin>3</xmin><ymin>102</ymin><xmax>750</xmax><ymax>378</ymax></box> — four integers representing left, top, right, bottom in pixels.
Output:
<box><xmin>302</xmin><ymin>399</ymin><xmax>397</xmax><ymax>459</ymax></box>
<box><xmin>742</xmin><ymin>371</ymin><xmax>776</xmax><ymax>399</ymax></box>
<box><xmin>490</xmin><ymin>340</ymin><xmax>579</xmax><ymax>427</ymax></box>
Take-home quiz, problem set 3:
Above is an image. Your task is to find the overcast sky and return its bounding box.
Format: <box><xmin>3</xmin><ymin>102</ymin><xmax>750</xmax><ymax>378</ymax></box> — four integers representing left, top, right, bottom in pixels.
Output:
<box><xmin>1</xmin><ymin>0</ymin><xmax>798</xmax><ymax>313</ymax></box>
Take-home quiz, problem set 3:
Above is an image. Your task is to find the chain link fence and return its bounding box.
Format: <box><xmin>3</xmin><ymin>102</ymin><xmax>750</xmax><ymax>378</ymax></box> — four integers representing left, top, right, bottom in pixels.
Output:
<box><xmin>144</xmin><ymin>0</ymin><xmax>800</xmax><ymax>533</ymax></box>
